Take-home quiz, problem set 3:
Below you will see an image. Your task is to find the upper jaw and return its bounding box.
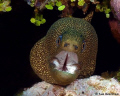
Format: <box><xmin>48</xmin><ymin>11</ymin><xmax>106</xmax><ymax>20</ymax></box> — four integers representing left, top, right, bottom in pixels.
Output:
<box><xmin>50</xmin><ymin>51</ymin><xmax>80</xmax><ymax>74</ymax></box>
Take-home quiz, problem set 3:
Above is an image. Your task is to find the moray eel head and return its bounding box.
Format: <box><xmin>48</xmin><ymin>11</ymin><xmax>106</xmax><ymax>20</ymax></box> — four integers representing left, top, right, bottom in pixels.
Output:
<box><xmin>30</xmin><ymin>17</ymin><xmax>98</xmax><ymax>86</ymax></box>
<box><xmin>49</xmin><ymin>30</ymin><xmax>84</xmax><ymax>85</ymax></box>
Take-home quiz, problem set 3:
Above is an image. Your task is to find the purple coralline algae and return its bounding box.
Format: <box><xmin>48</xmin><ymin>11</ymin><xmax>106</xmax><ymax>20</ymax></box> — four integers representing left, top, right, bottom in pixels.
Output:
<box><xmin>109</xmin><ymin>19</ymin><xmax>120</xmax><ymax>43</ymax></box>
<box><xmin>22</xmin><ymin>75</ymin><xmax>120</xmax><ymax>96</ymax></box>
<box><xmin>109</xmin><ymin>0</ymin><xmax>120</xmax><ymax>43</ymax></box>
<box><xmin>110</xmin><ymin>0</ymin><xmax>120</xmax><ymax>21</ymax></box>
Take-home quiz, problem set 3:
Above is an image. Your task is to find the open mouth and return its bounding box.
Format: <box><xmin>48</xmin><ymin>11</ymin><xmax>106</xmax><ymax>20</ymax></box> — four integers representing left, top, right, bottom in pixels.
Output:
<box><xmin>50</xmin><ymin>51</ymin><xmax>80</xmax><ymax>74</ymax></box>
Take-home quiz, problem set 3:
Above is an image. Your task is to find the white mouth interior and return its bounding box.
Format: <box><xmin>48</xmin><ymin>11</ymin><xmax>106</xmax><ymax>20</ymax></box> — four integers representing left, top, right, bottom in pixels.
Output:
<box><xmin>52</xmin><ymin>51</ymin><xmax>79</xmax><ymax>74</ymax></box>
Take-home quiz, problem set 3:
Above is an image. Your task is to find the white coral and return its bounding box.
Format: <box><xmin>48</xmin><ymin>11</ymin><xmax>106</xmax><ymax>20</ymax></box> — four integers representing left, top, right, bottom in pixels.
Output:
<box><xmin>22</xmin><ymin>76</ymin><xmax>120</xmax><ymax>96</ymax></box>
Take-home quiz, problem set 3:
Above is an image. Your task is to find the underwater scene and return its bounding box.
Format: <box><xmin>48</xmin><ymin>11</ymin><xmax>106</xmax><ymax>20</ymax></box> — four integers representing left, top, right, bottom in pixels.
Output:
<box><xmin>1</xmin><ymin>0</ymin><xmax>120</xmax><ymax>96</ymax></box>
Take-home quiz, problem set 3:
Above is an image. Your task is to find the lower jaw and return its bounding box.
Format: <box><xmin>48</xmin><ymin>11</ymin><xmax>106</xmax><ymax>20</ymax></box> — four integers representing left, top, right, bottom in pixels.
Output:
<box><xmin>50</xmin><ymin>68</ymin><xmax>79</xmax><ymax>85</ymax></box>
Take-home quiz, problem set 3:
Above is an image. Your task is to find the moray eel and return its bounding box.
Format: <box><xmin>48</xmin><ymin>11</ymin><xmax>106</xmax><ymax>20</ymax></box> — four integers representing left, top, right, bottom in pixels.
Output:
<box><xmin>30</xmin><ymin>13</ymin><xmax>98</xmax><ymax>85</ymax></box>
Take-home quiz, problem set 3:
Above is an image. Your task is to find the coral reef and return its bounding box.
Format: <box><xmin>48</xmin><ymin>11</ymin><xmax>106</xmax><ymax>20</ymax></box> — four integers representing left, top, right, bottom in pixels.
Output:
<box><xmin>22</xmin><ymin>75</ymin><xmax>120</xmax><ymax>96</ymax></box>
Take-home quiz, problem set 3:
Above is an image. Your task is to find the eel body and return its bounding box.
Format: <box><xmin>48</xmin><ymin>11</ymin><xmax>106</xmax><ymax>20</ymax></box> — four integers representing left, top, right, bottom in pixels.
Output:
<box><xmin>30</xmin><ymin>16</ymin><xmax>98</xmax><ymax>85</ymax></box>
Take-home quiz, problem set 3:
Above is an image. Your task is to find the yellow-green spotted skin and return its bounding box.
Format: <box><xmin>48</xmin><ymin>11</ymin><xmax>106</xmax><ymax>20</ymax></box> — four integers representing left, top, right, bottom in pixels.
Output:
<box><xmin>30</xmin><ymin>17</ymin><xmax>98</xmax><ymax>85</ymax></box>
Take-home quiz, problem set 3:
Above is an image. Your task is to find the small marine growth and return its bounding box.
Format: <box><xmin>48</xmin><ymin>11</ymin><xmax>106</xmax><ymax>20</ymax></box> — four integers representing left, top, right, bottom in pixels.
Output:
<box><xmin>0</xmin><ymin>0</ymin><xmax>12</xmax><ymax>12</ymax></box>
<box><xmin>101</xmin><ymin>68</ymin><xmax>120</xmax><ymax>82</ymax></box>
<box><xmin>24</xmin><ymin>0</ymin><xmax>112</xmax><ymax>26</ymax></box>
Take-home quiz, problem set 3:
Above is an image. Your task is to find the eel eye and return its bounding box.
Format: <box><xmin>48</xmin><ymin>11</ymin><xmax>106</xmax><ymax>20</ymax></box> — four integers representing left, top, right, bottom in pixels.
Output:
<box><xmin>58</xmin><ymin>38</ymin><xmax>60</xmax><ymax>44</ymax></box>
<box><xmin>81</xmin><ymin>40</ymin><xmax>86</xmax><ymax>52</ymax></box>
<box><xmin>74</xmin><ymin>45</ymin><xmax>78</xmax><ymax>50</ymax></box>
<box><xmin>64</xmin><ymin>43</ymin><xmax>69</xmax><ymax>47</ymax></box>
<box><xmin>56</xmin><ymin>35</ymin><xmax>62</xmax><ymax>46</ymax></box>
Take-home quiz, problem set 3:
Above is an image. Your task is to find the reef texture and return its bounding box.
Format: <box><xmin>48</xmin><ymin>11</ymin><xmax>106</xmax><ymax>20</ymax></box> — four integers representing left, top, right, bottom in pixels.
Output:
<box><xmin>22</xmin><ymin>75</ymin><xmax>120</xmax><ymax>96</ymax></box>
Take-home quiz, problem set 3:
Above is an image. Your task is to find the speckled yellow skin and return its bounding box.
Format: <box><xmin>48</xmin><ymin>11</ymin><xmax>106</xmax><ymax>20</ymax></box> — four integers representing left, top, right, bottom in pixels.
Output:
<box><xmin>30</xmin><ymin>17</ymin><xmax>98</xmax><ymax>85</ymax></box>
